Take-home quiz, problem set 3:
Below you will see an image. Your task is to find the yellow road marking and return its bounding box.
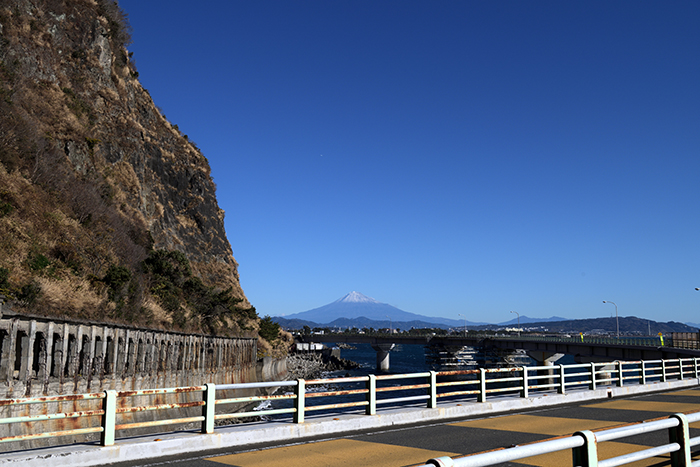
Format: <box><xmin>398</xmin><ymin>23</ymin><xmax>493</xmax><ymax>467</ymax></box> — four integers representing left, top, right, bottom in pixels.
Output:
<box><xmin>667</xmin><ymin>389</ymin><xmax>700</xmax><ymax>397</ymax></box>
<box><xmin>450</xmin><ymin>414</ymin><xmax>620</xmax><ymax>435</ymax></box>
<box><xmin>515</xmin><ymin>442</ymin><xmax>665</xmax><ymax>467</ymax></box>
<box><xmin>206</xmin><ymin>393</ymin><xmax>700</xmax><ymax>467</ymax></box>
<box><xmin>205</xmin><ymin>439</ymin><xmax>458</xmax><ymax>467</ymax></box>
<box><xmin>584</xmin><ymin>400</ymin><xmax>700</xmax><ymax>414</ymax></box>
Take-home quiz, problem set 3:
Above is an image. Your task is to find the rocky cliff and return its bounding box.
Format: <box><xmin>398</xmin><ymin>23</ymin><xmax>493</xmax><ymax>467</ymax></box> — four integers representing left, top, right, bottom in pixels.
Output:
<box><xmin>0</xmin><ymin>0</ymin><xmax>266</xmax><ymax>339</ymax></box>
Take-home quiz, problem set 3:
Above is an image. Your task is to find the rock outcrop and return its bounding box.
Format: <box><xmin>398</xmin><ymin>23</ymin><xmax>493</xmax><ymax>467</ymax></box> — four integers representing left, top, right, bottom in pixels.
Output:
<box><xmin>0</xmin><ymin>0</ymin><xmax>252</xmax><ymax>335</ymax></box>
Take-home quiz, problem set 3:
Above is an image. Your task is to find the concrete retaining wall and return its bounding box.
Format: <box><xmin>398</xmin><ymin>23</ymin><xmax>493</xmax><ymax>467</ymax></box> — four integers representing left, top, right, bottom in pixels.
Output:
<box><xmin>0</xmin><ymin>300</ymin><xmax>287</xmax><ymax>451</ymax></box>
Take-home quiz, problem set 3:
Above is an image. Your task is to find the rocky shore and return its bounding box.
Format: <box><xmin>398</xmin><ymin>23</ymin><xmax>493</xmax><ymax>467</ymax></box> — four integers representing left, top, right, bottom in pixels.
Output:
<box><xmin>286</xmin><ymin>352</ymin><xmax>362</xmax><ymax>380</ymax></box>
<box><xmin>215</xmin><ymin>352</ymin><xmax>361</xmax><ymax>426</ymax></box>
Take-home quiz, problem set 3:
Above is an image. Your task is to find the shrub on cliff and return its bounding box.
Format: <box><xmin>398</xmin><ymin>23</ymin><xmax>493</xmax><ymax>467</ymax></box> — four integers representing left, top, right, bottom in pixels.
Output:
<box><xmin>141</xmin><ymin>249</ymin><xmax>258</xmax><ymax>335</ymax></box>
<box><xmin>102</xmin><ymin>264</ymin><xmax>132</xmax><ymax>301</ymax></box>
<box><xmin>258</xmin><ymin>316</ymin><xmax>281</xmax><ymax>343</ymax></box>
<box><xmin>0</xmin><ymin>267</ymin><xmax>11</xmax><ymax>297</ymax></box>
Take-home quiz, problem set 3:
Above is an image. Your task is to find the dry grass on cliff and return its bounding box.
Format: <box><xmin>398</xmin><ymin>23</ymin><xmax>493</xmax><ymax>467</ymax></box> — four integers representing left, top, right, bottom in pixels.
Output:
<box><xmin>33</xmin><ymin>276</ymin><xmax>109</xmax><ymax>318</ymax></box>
<box><xmin>0</xmin><ymin>165</ymin><xmax>139</xmax><ymax>320</ymax></box>
<box><xmin>190</xmin><ymin>259</ymin><xmax>248</xmax><ymax>304</ymax></box>
<box><xmin>0</xmin><ymin>0</ymin><xmax>263</xmax><ymax>344</ymax></box>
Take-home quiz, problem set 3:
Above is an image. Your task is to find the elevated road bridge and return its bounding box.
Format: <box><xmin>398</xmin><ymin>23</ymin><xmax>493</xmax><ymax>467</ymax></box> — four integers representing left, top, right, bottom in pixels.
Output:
<box><xmin>300</xmin><ymin>334</ymin><xmax>700</xmax><ymax>370</ymax></box>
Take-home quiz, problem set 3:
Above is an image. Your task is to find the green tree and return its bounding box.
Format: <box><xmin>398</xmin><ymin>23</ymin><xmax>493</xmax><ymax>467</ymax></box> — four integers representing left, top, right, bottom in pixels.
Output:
<box><xmin>0</xmin><ymin>267</ymin><xmax>11</xmax><ymax>296</ymax></box>
<box><xmin>103</xmin><ymin>265</ymin><xmax>132</xmax><ymax>301</ymax></box>
<box><xmin>259</xmin><ymin>316</ymin><xmax>280</xmax><ymax>343</ymax></box>
<box><xmin>140</xmin><ymin>249</ymin><xmax>258</xmax><ymax>334</ymax></box>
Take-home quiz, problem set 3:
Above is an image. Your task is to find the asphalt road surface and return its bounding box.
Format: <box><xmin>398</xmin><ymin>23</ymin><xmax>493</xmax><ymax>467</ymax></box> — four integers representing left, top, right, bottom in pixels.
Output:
<box><xmin>110</xmin><ymin>388</ymin><xmax>700</xmax><ymax>467</ymax></box>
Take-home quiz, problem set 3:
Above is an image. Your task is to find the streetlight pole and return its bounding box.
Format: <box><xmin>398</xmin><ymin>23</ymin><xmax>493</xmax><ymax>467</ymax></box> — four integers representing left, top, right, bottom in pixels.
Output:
<box><xmin>458</xmin><ymin>313</ymin><xmax>467</xmax><ymax>336</ymax></box>
<box><xmin>510</xmin><ymin>311</ymin><xmax>520</xmax><ymax>336</ymax></box>
<box><xmin>603</xmin><ymin>300</ymin><xmax>619</xmax><ymax>338</ymax></box>
<box><xmin>386</xmin><ymin>315</ymin><xmax>392</xmax><ymax>334</ymax></box>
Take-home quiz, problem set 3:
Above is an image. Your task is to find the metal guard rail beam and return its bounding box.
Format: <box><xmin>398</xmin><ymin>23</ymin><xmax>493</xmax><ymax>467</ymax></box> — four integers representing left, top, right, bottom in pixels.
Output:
<box><xmin>418</xmin><ymin>411</ymin><xmax>700</xmax><ymax>467</ymax></box>
<box><xmin>0</xmin><ymin>357</ymin><xmax>698</xmax><ymax>450</ymax></box>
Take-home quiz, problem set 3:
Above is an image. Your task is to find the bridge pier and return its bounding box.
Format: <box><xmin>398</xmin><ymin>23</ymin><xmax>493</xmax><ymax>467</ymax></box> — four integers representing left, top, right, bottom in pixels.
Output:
<box><xmin>527</xmin><ymin>351</ymin><xmax>565</xmax><ymax>387</ymax></box>
<box><xmin>372</xmin><ymin>344</ymin><xmax>395</xmax><ymax>371</ymax></box>
<box><xmin>526</xmin><ymin>351</ymin><xmax>565</xmax><ymax>366</ymax></box>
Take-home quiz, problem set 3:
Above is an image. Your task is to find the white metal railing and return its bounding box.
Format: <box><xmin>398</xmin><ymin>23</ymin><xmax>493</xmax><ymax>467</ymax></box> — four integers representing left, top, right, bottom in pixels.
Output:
<box><xmin>0</xmin><ymin>357</ymin><xmax>698</xmax><ymax>450</ymax></box>
<box><xmin>418</xmin><ymin>411</ymin><xmax>700</xmax><ymax>467</ymax></box>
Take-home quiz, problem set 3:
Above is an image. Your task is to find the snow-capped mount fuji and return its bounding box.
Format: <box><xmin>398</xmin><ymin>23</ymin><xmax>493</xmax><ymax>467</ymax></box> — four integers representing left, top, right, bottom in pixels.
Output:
<box><xmin>335</xmin><ymin>291</ymin><xmax>381</xmax><ymax>305</ymax></box>
<box><xmin>276</xmin><ymin>292</ymin><xmax>470</xmax><ymax>327</ymax></box>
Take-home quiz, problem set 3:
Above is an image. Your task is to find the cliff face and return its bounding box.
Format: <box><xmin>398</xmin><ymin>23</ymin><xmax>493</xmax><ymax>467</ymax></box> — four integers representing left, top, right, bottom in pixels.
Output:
<box><xmin>0</xmin><ymin>0</ymin><xmax>254</xmax><ymax>335</ymax></box>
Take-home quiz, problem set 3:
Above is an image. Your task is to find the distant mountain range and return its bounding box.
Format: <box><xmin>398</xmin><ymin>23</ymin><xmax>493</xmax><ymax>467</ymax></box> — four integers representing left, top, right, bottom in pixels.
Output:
<box><xmin>272</xmin><ymin>292</ymin><xmax>700</xmax><ymax>334</ymax></box>
<box><xmin>502</xmin><ymin>316</ymin><xmax>697</xmax><ymax>334</ymax></box>
<box><xmin>273</xmin><ymin>292</ymin><xmax>580</xmax><ymax>330</ymax></box>
<box><xmin>276</xmin><ymin>291</ymin><xmax>485</xmax><ymax>328</ymax></box>
<box><xmin>499</xmin><ymin>316</ymin><xmax>569</xmax><ymax>325</ymax></box>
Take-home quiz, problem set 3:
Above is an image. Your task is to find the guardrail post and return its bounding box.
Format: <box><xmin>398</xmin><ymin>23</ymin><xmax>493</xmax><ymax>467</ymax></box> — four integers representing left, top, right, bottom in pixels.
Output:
<box><xmin>366</xmin><ymin>374</ymin><xmax>376</xmax><ymax>415</ymax></box>
<box><xmin>669</xmin><ymin>413</ymin><xmax>690</xmax><ymax>466</ymax></box>
<box><xmin>428</xmin><ymin>371</ymin><xmax>437</xmax><ymax>408</ymax></box>
<box><xmin>678</xmin><ymin>359</ymin><xmax>684</xmax><ymax>380</ymax></box>
<box><xmin>521</xmin><ymin>366</ymin><xmax>528</xmax><ymax>398</ymax></box>
<box><xmin>616</xmin><ymin>361</ymin><xmax>623</xmax><ymax>387</ymax></box>
<box><xmin>662</xmin><ymin>360</ymin><xmax>667</xmax><ymax>382</ymax></box>
<box><xmin>101</xmin><ymin>390</ymin><xmax>117</xmax><ymax>446</ymax></box>
<box><xmin>426</xmin><ymin>456</ymin><xmax>455</xmax><ymax>467</ymax></box>
<box><xmin>294</xmin><ymin>379</ymin><xmax>305</xmax><ymax>423</ymax></box>
<box><xmin>641</xmin><ymin>361</ymin><xmax>647</xmax><ymax>385</ymax></box>
<box><xmin>202</xmin><ymin>383</ymin><xmax>215</xmax><ymax>434</ymax></box>
<box><xmin>478</xmin><ymin>368</ymin><xmax>486</xmax><ymax>402</ymax></box>
<box><xmin>558</xmin><ymin>365</ymin><xmax>565</xmax><ymax>394</ymax></box>
<box><xmin>590</xmin><ymin>362</ymin><xmax>596</xmax><ymax>390</ymax></box>
<box><xmin>572</xmin><ymin>430</ymin><xmax>598</xmax><ymax>467</ymax></box>
<box><xmin>694</xmin><ymin>358</ymin><xmax>699</xmax><ymax>379</ymax></box>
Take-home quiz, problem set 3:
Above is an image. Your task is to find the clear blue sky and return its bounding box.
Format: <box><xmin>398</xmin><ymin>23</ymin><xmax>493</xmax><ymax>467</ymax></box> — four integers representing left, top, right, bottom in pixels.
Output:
<box><xmin>118</xmin><ymin>1</ymin><xmax>700</xmax><ymax>325</ymax></box>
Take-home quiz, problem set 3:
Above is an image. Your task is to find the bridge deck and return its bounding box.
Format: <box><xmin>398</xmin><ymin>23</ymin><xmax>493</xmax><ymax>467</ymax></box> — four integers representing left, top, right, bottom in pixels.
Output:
<box><xmin>307</xmin><ymin>334</ymin><xmax>700</xmax><ymax>362</ymax></box>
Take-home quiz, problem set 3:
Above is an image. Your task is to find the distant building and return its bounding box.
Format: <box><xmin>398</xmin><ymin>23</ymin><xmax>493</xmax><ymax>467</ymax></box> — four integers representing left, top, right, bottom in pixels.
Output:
<box><xmin>296</xmin><ymin>343</ymin><xmax>325</xmax><ymax>352</ymax></box>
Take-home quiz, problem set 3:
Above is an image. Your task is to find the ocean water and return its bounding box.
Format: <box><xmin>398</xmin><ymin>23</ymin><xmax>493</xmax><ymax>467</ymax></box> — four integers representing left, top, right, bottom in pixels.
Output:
<box><xmin>324</xmin><ymin>342</ymin><xmax>552</xmax><ymax>375</ymax></box>
<box><xmin>254</xmin><ymin>344</ymin><xmax>429</xmax><ymax>419</ymax></box>
<box><xmin>258</xmin><ymin>343</ymin><xmax>473</xmax><ymax>419</ymax></box>
<box><xmin>258</xmin><ymin>344</ymin><xmax>574</xmax><ymax>419</ymax></box>
<box><xmin>326</xmin><ymin>342</ymin><xmax>432</xmax><ymax>376</ymax></box>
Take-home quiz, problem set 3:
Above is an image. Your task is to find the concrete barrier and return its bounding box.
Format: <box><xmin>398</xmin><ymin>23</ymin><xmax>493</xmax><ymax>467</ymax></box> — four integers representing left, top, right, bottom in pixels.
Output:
<box><xmin>0</xmin><ymin>305</ymin><xmax>289</xmax><ymax>451</ymax></box>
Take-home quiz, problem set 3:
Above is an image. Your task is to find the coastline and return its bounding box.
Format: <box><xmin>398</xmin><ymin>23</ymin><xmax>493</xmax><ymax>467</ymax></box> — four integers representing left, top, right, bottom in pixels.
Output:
<box><xmin>286</xmin><ymin>351</ymin><xmax>362</xmax><ymax>380</ymax></box>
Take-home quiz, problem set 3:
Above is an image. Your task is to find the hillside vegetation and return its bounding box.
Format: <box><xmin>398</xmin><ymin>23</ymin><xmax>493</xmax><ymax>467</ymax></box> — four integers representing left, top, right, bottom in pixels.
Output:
<box><xmin>506</xmin><ymin>316</ymin><xmax>697</xmax><ymax>335</ymax></box>
<box><xmin>0</xmin><ymin>0</ymin><xmax>287</xmax><ymax>354</ymax></box>
<box><xmin>274</xmin><ymin>315</ymin><xmax>697</xmax><ymax>336</ymax></box>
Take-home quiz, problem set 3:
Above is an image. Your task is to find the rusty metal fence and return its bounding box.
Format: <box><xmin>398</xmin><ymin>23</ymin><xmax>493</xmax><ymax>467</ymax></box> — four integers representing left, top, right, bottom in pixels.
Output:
<box><xmin>0</xmin><ymin>357</ymin><xmax>699</xmax><ymax>449</ymax></box>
